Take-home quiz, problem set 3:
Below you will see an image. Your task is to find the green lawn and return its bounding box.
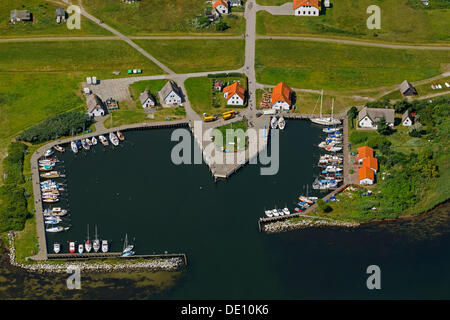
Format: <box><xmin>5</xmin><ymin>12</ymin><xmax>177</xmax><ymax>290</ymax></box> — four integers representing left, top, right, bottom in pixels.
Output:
<box><xmin>256</xmin><ymin>0</ymin><xmax>450</xmax><ymax>44</ymax></box>
<box><xmin>185</xmin><ymin>76</ymin><xmax>247</xmax><ymax>116</ymax></box>
<box><xmin>0</xmin><ymin>0</ymin><xmax>111</xmax><ymax>37</ymax></box>
<box><xmin>0</xmin><ymin>41</ymin><xmax>164</xmax><ymax>77</ymax></box>
<box><xmin>255</xmin><ymin>40</ymin><xmax>450</xmax><ymax>90</ymax></box>
<box><xmin>82</xmin><ymin>0</ymin><xmax>245</xmax><ymax>35</ymax></box>
<box><xmin>213</xmin><ymin>120</ymin><xmax>248</xmax><ymax>151</ymax></box>
<box><xmin>134</xmin><ymin>40</ymin><xmax>245</xmax><ymax>73</ymax></box>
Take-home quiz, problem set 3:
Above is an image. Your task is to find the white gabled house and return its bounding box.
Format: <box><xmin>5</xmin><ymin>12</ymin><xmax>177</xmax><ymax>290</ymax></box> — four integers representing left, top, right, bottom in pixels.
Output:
<box><xmin>86</xmin><ymin>94</ymin><xmax>106</xmax><ymax>117</ymax></box>
<box><xmin>213</xmin><ymin>0</ymin><xmax>229</xmax><ymax>15</ymax></box>
<box><xmin>140</xmin><ymin>90</ymin><xmax>155</xmax><ymax>109</ymax></box>
<box><xmin>223</xmin><ymin>82</ymin><xmax>245</xmax><ymax>106</ymax></box>
<box><xmin>271</xmin><ymin>82</ymin><xmax>293</xmax><ymax>111</ymax></box>
<box><xmin>358</xmin><ymin>107</ymin><xmax>395</xmax><ymax>129</ymax></box>
<box><xmin>159</xmin><ymin>81</ymin><xmax>183</xmax><ymax>107</ymax></box>
<box><xmin>402</xmin><ymin>110</ymin><xmax>413</xmax><ymax>126</ymax></box>
<box><xmin>293</xmin><ymin>0</ymin><xmax>321</xmax><ymax>17</ymax></box>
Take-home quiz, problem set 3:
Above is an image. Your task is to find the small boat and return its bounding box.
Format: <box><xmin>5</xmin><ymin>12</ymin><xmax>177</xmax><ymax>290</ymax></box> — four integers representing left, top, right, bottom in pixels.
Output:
<box><xmin>69</xmin><ymin>242</ymin><xmax>76</xmax><ymax>253</ymax></box>
<box><xmin>78</xmin><ymin>244</ymin><xmax>84</xmax><ymax>254</ymax></box>
<box><xmin>85</xmin><ymin>225</ymin><xmax>92</xmax><ymax>253</ymax></box>
<box><xmin>81</xmin><ymin>139</ymin><xmax>90</xmax><ymax>150</ymax></box>
<box><xmin>325</xmin><ymin>146</ymin><xmax>342</xmax><ymax>152</ymax></box>
<box><xmin>265</xmin><ymin>210</ymin><xmax>273</xmax><ymax>218</ymax></box>
<box><xmin>109</xmin><ymin>132</ymin><xmax>119</xmax><ymax>146</ymax></box>
<box><xmin>277</xmin><ymin>116</ymin><xmax>286</xmax><ymax>130</ymax></box>
<box><xmin>71</xmin><ymin>141</ymin><xmax>78</xmax><ymax>154</ymax></box>
<box><xmin>93</xmin><ymin>225</ymin><xmax>100</xmax><ymax>253</ymax></box>
<box><xmin>40</xmin><ymin>171</ymin><xmax>63</xmax><ymax>179</ymax></box>
<box><xmin>326</xmin><ymin>165</ymin><xmax>343</xmax><ymax>173</ymax></box>
<box><xmin>283</xmin><ymin>207</ymin><xmax>290</xmax><ymax>215</ymax></box>
<box><xmin>270</xmin><ymin>116</ymin><xmax>278</xmax><ymax>129</ymax></box>
<box><xmin>86</xmin><ymin>138</ymin><xmax>93</xmax><ymax>146</ymax></box>
<box><xmin>76</xmin><ymin>140</ymin><xmax>82</xmax><ymax>149</ymax></box>
<box><xmin>308</xmin><ymin>196</ymin><xmax>318</xmax><ymax>201</ymax></box>
<box><xmin>43</xmin><ymin>198</ymin><xmax>59</xmax><ymax>203</ymax></box>
<box><xmin>278</xmin><ymin>209</ymin><xmax>284</xmax><ymax>216</ymax></box>
<box><xmin>323</xmin><ymin>127</ymin><xmax>341</xmax><ymax>133</ymax></box>
<box><xmin>299</xmin><ymin>196</ymin><xmax>314</xmax><ymax>204</ymax></box>
<box><xmin>54</xmin><ymin>145</ymin><xmax>65</xmax><ymax>153</ymax></box>
<box><xmin>44</xmin><ymin>207</ymin><xmax>68</xmax><ymax>217</ymax></box>
<box><xmin>121</xmin><ymin>251</ymin><xmax>135</xmax><ymax>257</ymax></box>
<box><xmin>272</xmin><ymin>209</ymin><xmax>279</xmax><ymax>217</ymax></box>
<box><xmin>122</xmin><ymin>234</ymin><xmax>133</xmax><ymax>253</ymax></box>
<box><xmin>53</xmin><ymin>243</ymin><xmax>61</xmax><ymax>254</ymax></box>
<box><xmin>117</xmin><ymin>131</ymin><xmax>124</xmax><ymax>141</ymax></box>
<box><xmin>91</xmin><ymin>136</ymin><xmax>98</xmax><ymax>145</ymax></box>
<box><xmin>99</xmin><ymin>135</ymin><xmax>109</xmax><ymax>146</ymax></box>
<box><xmin>44</xmin><ymin>148</ymin><xmax>54</xmax><ymax>157</ymax></box>
<box><xmin>44</xmin><ymin>217</ymin><xmax>62</xmax><ymax>224</ymax></box>
<box><xmin>101</xmin><ymin>240</ymin><xmax>109</xmax><ymax>253</ymax></box>
<box><xmin>39</xmin><ymin>165</ymin><xmax>54</xmax><ymax>171</ymax></box>
<box><xmin>46</xmin><ymin>225</ymin><xmax>65</xmax><ymax>233</ymax></box>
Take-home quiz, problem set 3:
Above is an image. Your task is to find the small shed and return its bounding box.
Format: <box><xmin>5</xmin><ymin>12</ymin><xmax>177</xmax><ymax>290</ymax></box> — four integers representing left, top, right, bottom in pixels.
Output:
<box><xmin>214</xmin><ymin>80</ymin><xmax>224</xmax><ymax>91</ymax></box>
<box><xmin>140</xmin><ymin>90</ymin><xmax>155</xmax><ymax>109</ymax></box>
<box><xmin>400</xmin><ymin>80</ymin><xmax>417</xmax><ymax>97</ymax></box>
<box><xmin>56</xmin><ymin>8</ymin><xmax>66</xmax><ymax>23</ymax></box>
<box><xmin>229</xmin><ymin>0</ymin><xmax>242</xmax><ymax>6</ymax></box>
<box><xmin>10</xmin><ymin>10</ymin><xmax>31</xmax><ymax>23</ymax></box>
<box><xmin>402</xmin><ymin>110</ymin><xmax>413</xmax><ymax>126</ymax></box>
<box><xmin>86</xmin><ymin>94</ymin><xmax>106</xmax><ymax>117</ymax></box>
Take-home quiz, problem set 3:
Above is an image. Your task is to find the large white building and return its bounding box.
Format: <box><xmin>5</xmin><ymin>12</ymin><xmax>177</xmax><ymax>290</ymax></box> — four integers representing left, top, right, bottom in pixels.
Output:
<box><xmin>271</xmin><ymin>82</ymin><xmax>292</xmax><ymax>111</ymax></box>
<box><xmin>358</xmin><ymin>107</ymin><xmax>395</xmax><ymax>129</ymax></box>
<box><xmin>293</xmin><ymin>0</ymin><xmax>321</xmax><ymax>16</ymax></box>
<box><xmin>213</xmin><ymin>0</ymin><xmax>229</xmax><ymax>15</ymax></box>
<box><xmin>223</xmin><ymin>82</ymin><xmax>245</xmax><ymax>106</ymax></box>
<box><xmin>159</xmin><ymin>81</ymin><xmax>183</xmax><ymax>107</ymax></box>
<box><xmin>86</xmin><ymin>94</ymin><xmax>106</xmax><ymax>117</ymax></box>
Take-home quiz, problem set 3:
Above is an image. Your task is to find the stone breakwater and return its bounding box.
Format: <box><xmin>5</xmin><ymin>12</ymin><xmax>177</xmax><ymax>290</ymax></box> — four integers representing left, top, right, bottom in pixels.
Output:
<box><xmin>7</xmin><ymin>233</ymin><xmax>184</xmax><ymax>273</ymax></box>
<box><xmin>263</xmin><ymin>217</ymin><xmax>359</xmax><ymax>234</ymax></box>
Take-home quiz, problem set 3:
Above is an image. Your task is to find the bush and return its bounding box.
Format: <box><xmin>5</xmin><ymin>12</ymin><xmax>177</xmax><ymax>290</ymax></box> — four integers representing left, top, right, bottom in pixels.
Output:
<box><xmin>377</xmin><ymin>118</ymin><xmax>391</xmax><ymax>135</ymax></box>
<box><xmin>3</xmin><ymin>142</ymin><xmax>27</xmax><ymax>185</ymax></box>
<box><xmin>18</xmin><ymin>112</ymin><xmax>91</xmax><ymax>144</ymax></box>
<box><xmin>408</xmin><ymin>123</ymin><xmax>423</xmax><ymax>137</ymax></box>
<box><xmin>317</xmin><ymin>199</ymin><xmax>333</xmax><ymax>213</ymax></box>
<box><xmin>215</xmin><ymin>21</ymin><xmax>229</xmax><ymax>31</ymax></box>
<box><xmin>394</xmin><ymin>99</ymin><xmax>412</xmax><ymax>114</ymax></box>
<box><xmin>367</xmin><ymin>136</ymin><xmax>391</xmax><ymax>149</ymax></box>
<box><xmin>0</xmin><ymin>185</ymin><xmax>28</xmax><ymax>232</ymax></box>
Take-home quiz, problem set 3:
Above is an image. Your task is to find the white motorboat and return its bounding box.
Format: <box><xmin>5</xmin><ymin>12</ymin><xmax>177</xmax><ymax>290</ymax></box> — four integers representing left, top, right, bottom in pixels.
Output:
<box><xmin>109</xmin><ymin>132</ymin><xmax>119</xmax><ymax>146</ymax></box>
<box><xmin>69</xmin><ymin>242</ymin><xmax>76</xmax><ymax>253</ymax></box>
<box><xmin>53</xmin><ymin>243</ymin><xmax>61</xmax><ymax>254</ymax></box>
<box><xmin>277</xmin><ymin>116</ymin><xmax>286</xmax><ymax>130</ymax></box>
<box><xmin>310</xmin><ymin>91</ymin><xmax>341</xmax><ymax>126</ymax></box>
<box><xmin>278</xmin><ymin>209</ymin><xmax>284</xmax><ymax>216</ymax></box>
<box><xmin>323</xmin><ymin>127</ymin><xmax>341</xmax><ymax>133</ymax></box>
<box><xmin>71</xmin><ymin>141</ymin><xmax>78</xmax><ymax>154</ymax></box>
<box><xmin>122</xmin><ymin>234</ymin><xmax>134</xmax><ymax>253</ymax></box>
<box><xmin>283</xmin><ymin>207</ymin><xmax>290</xmax><ymax>215</ymax></box>
<box><xmin>270</xmin><ymin>116</ymin><xmax>278</xmax><ymax>129</ymax></box>
<box><xmin>101</xmin><ymin>240</ymin><xmax>109</xmax><ymax>253</ymax></box>
<box><xmin>46</xmin><ymin>225</ymin><xmax>65</xmax><ymax>233</ymax></box>
<box><xmin>86</xmin><ymin>138</ymin><xmax>92</xmax><ymax>146</ymax></box>
<box><xmin>54</xmin><ymin>145</ymin><xmax>65</xmax><ymax>153</ymax></box>
<box><xmin>44</xmin><ymin>207</ymin><xmax>68</xmax><ymax>217</ymax></box>
<box><xmin>78</xmin><ymin>244</ymin><xmax>84</xmax><ymax>254</ymax></box>
<box><xmin>81</xmin><ymin>139</ymin><xmax>90</xmax><ymax>150</ymax></box>
<box><xmin>93</xmin><ymin>225</ymin><xmax>100</xmax><ymax>253</ymax></box>
<box><xmin>272</xmin><ymin>209</ymin><xmax>279</xmax><ymax>217</ymax></box>
<box><xmin>99</xmin><ymin>135</ymin><xmax>109</xmax><ymax>146</ymax></box>
<box><xmin>91</xmin><ymin>136</ymin><xmax>98</xmax><ymax>145</ymax></box>
<box><xmin>326</xmin><ymin>165</ymin><xmax>343</xmax><ymax>173</ymax></box>
<box><xmin>85</xmin><ymin>224</ymin><xmax>92</xmax><ymax>253</ymax></box>
<box><xmin>265</xmin><ymin>210</ymin><xmax>273</xmax><ymax>218</ymax></box>
<box><xmin>44</xmin><ymin>217</ymin><xmax>62</xmax><ymax>224</ymax></box>
<box><xmin>121</xmin><ymin>251</ymin><xmax>135</xmax><ymax>257</ymax></box>
<box><xmin>44</xmin><ymin>148</ymin><xmax>54</xmax><ymax>157</ymax></box>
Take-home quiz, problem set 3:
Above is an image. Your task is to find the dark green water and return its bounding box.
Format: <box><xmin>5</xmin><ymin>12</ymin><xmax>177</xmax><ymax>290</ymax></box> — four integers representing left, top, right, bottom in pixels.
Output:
<box><xmin>40</xmin><ymin>121</ymin><xmax>450</xmax><ymax>299</ymax></box>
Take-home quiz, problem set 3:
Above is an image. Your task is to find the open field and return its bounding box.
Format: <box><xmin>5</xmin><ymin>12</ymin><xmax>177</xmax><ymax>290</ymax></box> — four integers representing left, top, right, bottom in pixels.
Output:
<box><xmin>134</xmin><ymin>40</ymin><xmax>245</xmax><ymax>73</ymax></box>
<box><xmin>0</xmin><ymin>41</ymin><xmax>163</xmax><ymax>78</ymax></box>
<box><xmin>185</xmin><ymin>76</ymin><xmax>247</xmax><ymax>116</ymax></box>
<box><xmin>256</xmin><ymin>0</ymin><xmax>450</xmax><ymax>44</ymax></box>
<box><xmin>0</xmin><ymin>0</ymin><xmax>111</xmax><ymax>37</ymax></box>
<box><xmin>82</xmin><ymin>0</ymin><xmax>245</xmax><ymax>36</ymax></box>
<box><xmin>255</xmin><ymin>40</ymin><xmax>450</xmax><ymax>90</ymax></box>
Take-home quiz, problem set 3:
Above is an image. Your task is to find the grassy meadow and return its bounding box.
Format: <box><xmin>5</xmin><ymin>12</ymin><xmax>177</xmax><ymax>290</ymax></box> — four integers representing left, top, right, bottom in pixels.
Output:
<box><xmin>0</xmin><ymin>0</ymin><xmax>111</xmax><ymax>37</ymax></box>
<box><xmin>134</xmin><ymin>40</ymin><xmax>245</xmax><ymax>74</ymax></box>
<box><xmin>256</xmin><ymin>0</ymin><xmax>450</xmax><ymax>44</ymax></box>
<box><xmin>82</xmin><ymin>0</ymin><xmax>245</xmax><ymax>35</ymax></box>
<box><xmin>255</xmin><ymin>40</ymin><xmax>450</xmax><ymax>90</ymax></box>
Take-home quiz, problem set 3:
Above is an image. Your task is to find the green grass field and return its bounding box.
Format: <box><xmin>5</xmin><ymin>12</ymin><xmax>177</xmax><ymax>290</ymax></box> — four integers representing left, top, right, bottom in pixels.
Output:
<box><xmin>255</xmin><ymin>40</ymin><xmax>450</xmax><ymax>90</ymax></box>
<box><xmin>134</xmin><ymin>40</ymin><xmax>245</xmax><ymax>73</ymax></box>
<box><xmin>0</xmin><ymin>0</ymin><xmax>111</xmax><ymax>37</ymax></box>
<box><xmin>256</xmin><ymin>0</ymin><xmax>450</xmax><ymax>44</ymax></box>
<box><xmin>82</xmin><ymin>0</ymin><xmax>245</xmax><ymax>35</ymax></box>
<box><xmin>0</xmin><ymin>41</ymin><xmax>163</xmax><ymax>77</ymax></box>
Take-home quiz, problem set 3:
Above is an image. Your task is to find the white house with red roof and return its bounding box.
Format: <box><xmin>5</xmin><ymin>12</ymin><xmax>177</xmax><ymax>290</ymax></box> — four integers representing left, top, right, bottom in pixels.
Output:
<box><xmin>293</xmin><ymin>0</ymin><xmax>321</xmax><ymax>16</ymax></box>
<box><xmin>223</xmin><ymin>82</ymin><xmax>245</xmax><ymax>106</ymax></box>
<box><xmin>213</xmin><ymin>0</ymin><xmax>229</xmax><ymax>15</ymax></box>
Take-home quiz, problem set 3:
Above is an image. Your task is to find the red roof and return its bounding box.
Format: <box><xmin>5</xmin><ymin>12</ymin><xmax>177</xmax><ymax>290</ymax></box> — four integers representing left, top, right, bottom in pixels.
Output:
<box><xmin>362</xmin><ymin>156</ymin><xmax>378</xmax><ymax>171</ymax></box>
<box><xmin>271</xmin><ymin>82</ymin><xmax>292</xmax><ymax>106</ymax></box>
<box><xmin>223</xmin><ymin>82</ymin><xmax>245</xmax><ymax>101</ymax></box>
<box><xmin>359</xmin><ymin>166</ymin><xmax>374</xmax><ymax>181</ymax></box>
<box><xmin>213</xmin><ymin>0</ymin><xmax>228</xmax><ymax>9</ymax></box>
<box><xmin>357</xmin><ymin>146</ymin><xmax>374</xmax><ymax>160</ymax></box>
<box><xmin>293</xmin><ymin>0</ymin><xmax>321</xmax><ymax>10</ymax></box>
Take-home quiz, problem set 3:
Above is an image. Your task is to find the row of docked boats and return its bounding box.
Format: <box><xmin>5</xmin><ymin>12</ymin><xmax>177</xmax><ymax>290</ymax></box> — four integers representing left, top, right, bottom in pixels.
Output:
<box><xmin>270</xmin><ymin>116</ymin><xmax>286</xmax><ymax>130</ymax></box>
<box><xmin>70</xmin><ymin>131</ymin><xmax>124</xmax><ymax>154</ymax></box>
<box><xmin>54</xmin><ymin>225</ymin><xmax>109</xmax><ymax>254</ymax></box>
<box><xmin>296</xmin><ymin>194</ymin><xmax>318</xmax><ymax>212</ymax></box>
<box><xmin>265</xmin><ymin>207</ymin><xmax>290</xmax><ymax>218</ymax></box>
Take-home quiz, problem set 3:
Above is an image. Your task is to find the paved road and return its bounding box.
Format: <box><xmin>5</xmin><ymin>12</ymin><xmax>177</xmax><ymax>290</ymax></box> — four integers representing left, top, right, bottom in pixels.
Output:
<box><xmin>256</xmin><ymin>2</ymin><xmax>293</xmax><ymax>15</ymax></box>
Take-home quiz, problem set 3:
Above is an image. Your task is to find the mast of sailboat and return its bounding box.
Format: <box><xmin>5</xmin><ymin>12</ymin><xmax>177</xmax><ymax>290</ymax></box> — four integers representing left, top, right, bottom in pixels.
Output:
<box><xmin>95</xmin><ymin>225</ymin><xmax>98</xmax><ymax>240</ymax></box>
<box><xmin>87</xmin><ymin>224</ymin><xmax>89</xmax><ymax>241</ymax></box>
<box><xmin>331</xmin><ymin>98</ymin><xmax>334</xmax><ymax>121</ymax></box>
<box><xmin>123</xmin><ymin>233</ymin><xmax>128</xmax><ymax>252</ymax></box>
<box><xmin>320</xmin><ymin>89</ymin><xmax>323</xmax><ymax>118</ymax></box>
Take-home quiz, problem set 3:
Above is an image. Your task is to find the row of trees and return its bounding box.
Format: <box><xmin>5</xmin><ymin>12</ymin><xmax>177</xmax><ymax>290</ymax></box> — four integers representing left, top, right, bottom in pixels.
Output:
<box><xmin>18</xmin><ymin>112</ymin><xmax>91</xmax><ymax>144</ymax></box>
<box><xmin>0</xmin><ymin>143</ymin><xmax>29</xmax><ymax>233</ymax></box>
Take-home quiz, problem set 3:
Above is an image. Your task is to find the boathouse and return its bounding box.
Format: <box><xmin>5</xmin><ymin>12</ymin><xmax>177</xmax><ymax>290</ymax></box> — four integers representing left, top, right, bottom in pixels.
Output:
<box><xmin>159</xmin><ymin>81</ymin><xmax>183</xmax><ymax>107</ymax></box>
<box><xmin>140</xmin><ymin>90</ymin><xmax>156</xmax><ymax>109</ymax></box>
<box><xmin>86</xmin><ymin>94</ymin><xmax>106</xmax><ymax>117</ymax></box>
<box><xmin>271</xmin><ymin>82</ymin><xmax>292</xmax><ymax>111</ymax></box>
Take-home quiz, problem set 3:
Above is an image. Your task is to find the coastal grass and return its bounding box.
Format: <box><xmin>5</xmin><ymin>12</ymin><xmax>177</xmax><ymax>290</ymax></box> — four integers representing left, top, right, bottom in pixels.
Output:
<box><xmin>185</xmin><ymin>76</ymin><xmax>247</xmax><ymax>116</ymax></box>
<box><xmin>13</xmin><ymin>216</ymin><xmax>38</xmax><ymax>264</ymax></box>
<box><xmin>213</xmin><ymin>120</ymin><xmax>248</xmax><ymax>151</ymax></box>
<box><xmin>255</xmin><ymin>40</ymin><xmax>450</xmax><ymax>90</ymax></box>
<box><xmin>0</xmin><ymin>0</ymin><xmax>111</xmax><ymax>37</ymax></box>
<box><xmin>134</xmin><ymin>40</ymin><xmax>245</xmax><ymax>73</ymax></box>
<box><xmin>82</xmin><ymin>0</ymin><xmax>245</xmax><ymax>35</ymax></box>
<box><xmin>0</xmin><ymin>41</ymin><xmax>164</xmax><ymax>78</ymax></box>
<box><xmin>256</xmin><ymin>0</ymin><xmax>450</xmax><ymax>44</ymax></box>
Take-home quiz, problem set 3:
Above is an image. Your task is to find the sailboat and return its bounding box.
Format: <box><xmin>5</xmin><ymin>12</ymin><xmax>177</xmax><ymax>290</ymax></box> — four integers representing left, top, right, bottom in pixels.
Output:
<box><xmin>85</xmin><ymin>224</ymin><xmax>92</xmax><ymax>253</ymax></box>
<box><xmin>122</xmin><ymin>234</ymin><xmax>134</xmax><ymax>256</ymax></box>
<box><xmin>310</xmin><ymin>91</ymin><xmax>341</xmax><ymax>126</ymax></box>
<box><xmin>93</xmin><ymin>225</ymin><xmax>100</xmax><ymax>253</ymax></box>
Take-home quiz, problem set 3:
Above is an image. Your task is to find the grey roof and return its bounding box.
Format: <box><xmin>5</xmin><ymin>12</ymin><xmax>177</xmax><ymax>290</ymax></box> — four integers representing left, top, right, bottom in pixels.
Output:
<box><xmin>159</xmin><ymin>81</ymin><xmax>182</xmax><ymax>101</ymax></box>
<box><xmin>10</xmin><ymin>9</ymin><xmax>31</xmax><ymax>20</ymax></box>
<box><xmin>56</xmin><ymin>8</ymin><xmax>65</xmax><ymax>17</ymax></box>
<box><xmin>229</xmin><ymin>0</ymin><xmax>242</xmax><ymax>5</ymax></box>
<box><xmin>86</xmin><ymin>94</ymin><xmax>104</xmax><ymax>113</ymax></box>
<box><xmin>402</xmin><ymin>110</ymin><xmax>411</xmax><ymax>122</ymax></box>
<box><xmin>139</xmin><ymin>90</ymin><xmax>155</xmax><ymax>105</ymax></box>
<box><xmin>358</xmin><ymin>107</ymin><xmax>395</xmax><ymax>124</ymax></box>
<box><xmin>400</xmin><ymin>80</ymin><xmax>417</xmax><ymax>96</ymax></box>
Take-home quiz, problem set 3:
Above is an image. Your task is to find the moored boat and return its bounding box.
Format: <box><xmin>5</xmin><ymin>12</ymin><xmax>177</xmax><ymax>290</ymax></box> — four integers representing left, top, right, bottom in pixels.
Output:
<box><xmin>264</xmin><ymin>210</ymin><xmax>273</xmax><ymax>217</ymax></box>
<box><xmin>85</xmin><ymin>225</ymin><xmax>92</xmax><ymax>253</ymax></box>
<box><xmin>93</xmin><ymin>225</ymin><xmax>100</xmax><ymax>253</ymax></box>
<box><xmin>99</xmin><ymin>135</ymin><xmax>108</xmax><ymax>146</ymax></box>
<box><xmin>81</xmin><ymin>139</ymin><xmax>90</xmax><ymax>150</ymax></box>
<box><xmin>91</xmin><ymin>136</ymin><xmax>98</xmax><ymax>145</ymax></box>
<box><xmin>101</xmin><ymin>240</ymin><xmax>109</xmax><ymax>253</ymax></box>
<box><xmin>78</xmin><ymin>244</ymin><xmax>84</xmax><ymax>254</ymax></box>
<box><xmin>53</xmin><ymin>243</ymin><xmax>61</xmax><ymax>254</ymax></box>
<box><xmin>54</xmin><ymin>145</ymin><xmax>65</xmax><ymax>153</ymax></box>
<box><xmin>44</xmin><ymin>148</ymin><xmax>54</xmax><ymax>157</ymax></box>
<box><xmin>270</xmin><ymin>116</ymin><xmax>278</xmax><ymax>129</ymax></box>
<box><xmin>109</xmin><ymin>132</ymin><xmax>119</xmax><ymax>146</ymax></box>
<box><xmin>71</xmin><ymin>141</ymin><xmax>78</xmax><ymax>154</ymax></box>
<box><xmin>117</xmin><ymin>131</ymin><xmax>124</xmax><ymax>141</ymax></box>
<box><xmin>69</xmin><ymin>242</ymin><xmax>76</xmax><ymax>253</ymax></box>
<box><xmin>277</xmin><ymin>117</ymin><xmax>285</xmax><ymax>130</ymax></box>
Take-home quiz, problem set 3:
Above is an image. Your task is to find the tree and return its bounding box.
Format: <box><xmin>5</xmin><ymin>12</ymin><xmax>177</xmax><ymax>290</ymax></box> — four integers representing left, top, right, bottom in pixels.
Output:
<box><xmin>377</xmin><ymin>118</ymin><xmax>391</xmax><ymax>135</ymax></box>
<box><xmin>347</xmin><ymin>106</ymin><xmax>358</xmax><ymax>119</ymax></box>
<box><xmin>394</xmin><ymin>99</ymin><xmax>412</xmax><ymax>114</ymax></box>
<box><xmin>408</xmin><ymin>123</ymin><xmax>423</xmax><ymax>137</ymax></box>
<box><xmin>215</xmin><ymin>20</ymin><xmax>229</xmax><ymax>31</ymax></box>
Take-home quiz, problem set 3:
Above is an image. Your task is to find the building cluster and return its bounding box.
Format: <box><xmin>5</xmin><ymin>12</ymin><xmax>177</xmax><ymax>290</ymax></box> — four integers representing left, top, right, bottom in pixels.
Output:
<box><xmin>358</xmin><ymin>107</ymin><xmax>395</xmax><ymax>130</ymax></box>
<box><xmin>357</xmin><ymin>146</ymin><xmax>378</xmax><ymax>185</ymax></box>
<box><xmin>10</xmin><ymin>8</ymin><xmax>66</xmax><ymax>24</ymax></box>
<box><xmin>210</xmin><ymin>0</ymin><xmax>242</xmax><ymax>17</ymax></box>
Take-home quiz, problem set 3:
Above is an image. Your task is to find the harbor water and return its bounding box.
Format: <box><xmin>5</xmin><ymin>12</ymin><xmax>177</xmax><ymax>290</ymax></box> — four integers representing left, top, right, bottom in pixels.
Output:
<box><xmin>23</xmin><ymin>121</ymin><xmax>450</xmax><ymax>298</ymax></box>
